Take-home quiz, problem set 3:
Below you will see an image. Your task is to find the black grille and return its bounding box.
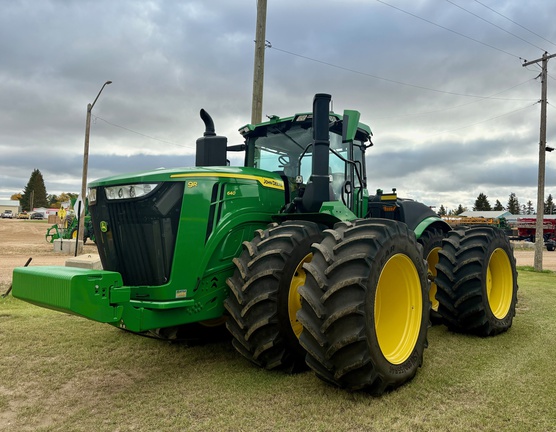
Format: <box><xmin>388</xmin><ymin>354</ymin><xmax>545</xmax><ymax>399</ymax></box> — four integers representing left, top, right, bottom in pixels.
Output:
<box><xmin>90</xmin><ymin>182</ymin><xmax>184</xmax><ymax>286</ymax></box>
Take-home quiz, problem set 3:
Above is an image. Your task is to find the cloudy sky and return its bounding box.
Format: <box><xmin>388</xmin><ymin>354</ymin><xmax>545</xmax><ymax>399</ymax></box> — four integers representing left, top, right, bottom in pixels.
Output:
<box><xmin>2</xmin><ymin>0</ymin><xmax>556</xmax><ymax>212</ymax></box>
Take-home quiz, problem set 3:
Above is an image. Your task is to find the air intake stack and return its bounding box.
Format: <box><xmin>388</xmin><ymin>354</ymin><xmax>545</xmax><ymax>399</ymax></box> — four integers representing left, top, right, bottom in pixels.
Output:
<box><xmin>195</xmin><ymin>109</ymin><xmax>228</xmax><ymax>167</ymax></box>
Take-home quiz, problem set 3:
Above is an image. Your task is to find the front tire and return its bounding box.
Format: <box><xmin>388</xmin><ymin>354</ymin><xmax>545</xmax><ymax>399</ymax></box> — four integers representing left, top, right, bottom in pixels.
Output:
<box><xmin>298</xmin><ymin>219</ymin><xmax>429</xmax><ymax>394</ymax></box>
<box><xmin>224</xmin><ymin>220</ymin><xmax>323</xmax><ymax>371</ymax></box>
<box><xmin>435</xmin><ymin>226</ymin><xmax>518</xmax><ymax>336</ymax></box>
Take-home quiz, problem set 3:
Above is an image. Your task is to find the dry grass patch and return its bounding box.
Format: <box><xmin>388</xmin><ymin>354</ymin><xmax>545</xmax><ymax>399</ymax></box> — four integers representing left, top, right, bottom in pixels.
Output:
<box><xmin>0</xmin><ymin>268</ymin><xmax>554</xmax><ymax>431</ymax></box>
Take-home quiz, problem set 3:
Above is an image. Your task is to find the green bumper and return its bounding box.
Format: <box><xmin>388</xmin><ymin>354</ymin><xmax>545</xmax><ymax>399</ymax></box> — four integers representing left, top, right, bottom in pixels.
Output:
<box><xmin>12</xmin><ymin>266</ymin><xmax>129</xmax><ymax>323</ymax></box>
<box><xmin>11</xmin><ymin>266</ymin><xmax>208</xmax><ymax>332</ymax></box>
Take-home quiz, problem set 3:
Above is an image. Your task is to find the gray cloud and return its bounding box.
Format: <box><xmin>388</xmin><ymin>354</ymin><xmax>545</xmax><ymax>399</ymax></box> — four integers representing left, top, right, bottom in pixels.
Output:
<box><xmin>2</xmin><ymin>0</ymin><xmax>556</xmax><ymax>213</ymax></box>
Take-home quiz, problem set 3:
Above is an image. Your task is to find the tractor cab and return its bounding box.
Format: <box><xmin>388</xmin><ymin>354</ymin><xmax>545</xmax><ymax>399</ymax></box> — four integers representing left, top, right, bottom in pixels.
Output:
<box><xmin>239</xmin><ymin>109</ymin><xmax>372</xmax><ymax>217</ymax></box>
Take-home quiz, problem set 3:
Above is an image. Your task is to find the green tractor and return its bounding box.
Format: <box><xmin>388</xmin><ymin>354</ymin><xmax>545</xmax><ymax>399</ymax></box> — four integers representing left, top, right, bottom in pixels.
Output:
<box><xmin>12</xmin><ymin>93</ymin><xmax>518</xmax><ymax>394</ymax></box>
<box><xmin>45</xmin><ymin>211</ymin><xmax>95</xmax><ymax>244</ymax></box>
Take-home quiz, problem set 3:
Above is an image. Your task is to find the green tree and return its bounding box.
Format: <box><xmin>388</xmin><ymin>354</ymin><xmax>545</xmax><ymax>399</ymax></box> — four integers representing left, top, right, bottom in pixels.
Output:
<box><xmin>493</xmin><ymin>199</ymin><xmax>504</xmax><ymax>211</ymax></box>
<box><xmin>20</xmin><ymin>169</ymin><xmax>48</xmax><ymax>211</ymax></box>
<box><xmin>455</xmin><ymin>204</ymin><xmax>467</xmax><ymax>215</ymax></box>
<box><xmin>526</xmin><ymin>200</ymin><xmax>535</xmax><ymax>215</ymax></box>
<box><xmin>507</xmin><ymin>193</ymin><xmax>520</xmax><ymax>215</ymax></box>
<box><xmin>545</xmin><ymin>194</ymin><xmax>554</xmax><ymax>214</ymax></box>
<box><xmin>473</xmin><ymin>193</ymin><xmax>492</xmax><ymax>211</ymax></box>
<box><xmin>46</xmin><ymin>194</ymin><xmax>58</xmax><ymax>207</ymax></box>
<box><xmin>46</xmin><ymin>192</ymin><xmax>78</xmax><ymax>209</ymax></box>
<box><xmin>437</xmin><ymin>205</ymin><xmax>447</xmax><ymax>217</ymax></box>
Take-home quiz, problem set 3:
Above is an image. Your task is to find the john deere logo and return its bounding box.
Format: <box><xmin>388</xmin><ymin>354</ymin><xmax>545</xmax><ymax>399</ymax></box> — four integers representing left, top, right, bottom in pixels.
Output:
<box><xmin>100</xmin><ymin>221</ymin><xmax>109</xmax><ymax>233</ymax></box>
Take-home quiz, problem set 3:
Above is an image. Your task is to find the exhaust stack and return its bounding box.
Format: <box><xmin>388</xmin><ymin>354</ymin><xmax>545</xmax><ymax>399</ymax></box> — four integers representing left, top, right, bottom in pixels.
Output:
<box><xmin>301</xmin><ymin>93</ymin><xmax>333</xmax><ymax>212</ymax></box>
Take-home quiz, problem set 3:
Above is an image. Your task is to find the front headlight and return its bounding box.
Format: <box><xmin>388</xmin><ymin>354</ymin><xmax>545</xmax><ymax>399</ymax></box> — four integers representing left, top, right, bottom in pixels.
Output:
<box><xmin>88</xmin><ymin>188</ymin><xmax>97</xmax><ymax>205</ymax></box>
<box><xmin>104</xmin><ymin>183</ymin><xmax>158</xmax><ymax>200</ymax></box>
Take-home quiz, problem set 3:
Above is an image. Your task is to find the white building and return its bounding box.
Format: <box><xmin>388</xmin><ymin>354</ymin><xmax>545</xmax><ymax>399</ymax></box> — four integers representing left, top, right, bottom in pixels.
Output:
<box><xmin>0</xmin><ymin>199</ymin><xmax>20</xmax><ymax>215</ymax></box>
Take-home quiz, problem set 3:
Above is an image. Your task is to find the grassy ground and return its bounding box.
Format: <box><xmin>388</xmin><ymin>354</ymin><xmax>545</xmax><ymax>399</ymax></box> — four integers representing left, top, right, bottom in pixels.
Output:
<box><xmin>1</xmin><ymin>268</ymin><xmax>555</xmax><ymax>432</ymax></box>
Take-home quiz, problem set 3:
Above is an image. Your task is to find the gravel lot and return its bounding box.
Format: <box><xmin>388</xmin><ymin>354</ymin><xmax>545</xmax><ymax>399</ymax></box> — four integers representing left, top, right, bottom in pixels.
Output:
<box><xmin>0</xmin><ymin>218</ymin><xmax>554</xmax><ymax>287</ymax></box>
<box><xmin>0</xmin><ymin>218</ymin><xmax>98</xmax><ymax>285</ymax></box>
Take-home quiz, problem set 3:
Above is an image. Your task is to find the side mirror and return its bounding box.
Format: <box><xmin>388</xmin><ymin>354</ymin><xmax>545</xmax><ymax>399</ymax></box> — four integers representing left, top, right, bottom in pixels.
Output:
<box><xmin>342</xmin><ymin>109</ymin><xmax>361</xmax><ymax>142</ymax></box>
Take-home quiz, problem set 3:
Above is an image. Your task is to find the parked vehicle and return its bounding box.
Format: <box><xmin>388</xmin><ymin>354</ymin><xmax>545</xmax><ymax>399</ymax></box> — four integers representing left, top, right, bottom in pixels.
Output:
<box><xmin>1</xmin><ymin>210</ymin><xmax>14</xmax><ymax>218</ymax></box>
<box><xmin>45</xmin><ymin>209</ymin><xmax>95</xmax><ymax>243</ymax></box>
<box><xmin>12</xmin><ymin>94</ymin><xmax>518</xmax><ymax>395</ymax></box>
<box><xmin>30</xmin><ymin>212</ymin><xmax>44</xmax><ymax>220</ymax></box>
<box><xmin>513</xmin><ymin>217</ymin><xmax>556</xmax><ymax>251</ymax></box>
<box><xmin>17</xmin><ymin>212</ymin><xmax>29</xmax><ymax>219</ymax></box>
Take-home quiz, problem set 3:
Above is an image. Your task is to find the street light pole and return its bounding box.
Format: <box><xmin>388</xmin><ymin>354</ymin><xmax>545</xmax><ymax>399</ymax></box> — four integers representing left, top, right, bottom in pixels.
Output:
<box><xmin>77</xmin><ymin>80</ymin><xmax>112</xmax><ymax>251</ymax></box>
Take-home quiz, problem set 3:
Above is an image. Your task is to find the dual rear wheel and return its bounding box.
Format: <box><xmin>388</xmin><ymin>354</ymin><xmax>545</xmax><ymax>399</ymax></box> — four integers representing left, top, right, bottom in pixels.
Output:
<box><xmin>435</xmin><ymin>226</ymin><xmax>518</xmax><ymax>336</ymax></box>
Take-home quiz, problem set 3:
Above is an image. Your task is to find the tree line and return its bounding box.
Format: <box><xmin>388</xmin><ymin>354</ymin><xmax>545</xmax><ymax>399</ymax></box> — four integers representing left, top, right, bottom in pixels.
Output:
<box><xmin>437</xmin><ymin>192</ymin><xmax>555</xmax><ymax>216</ymax></box>
<box><xmin>10</xmin><ymin>169</ymin><xmax>556</xmax><ymax>217</ymax></box>
<box><xmin>10</xmin><ymin>169</ymin><xmax>78</xmax><ymax>211</ymax></box>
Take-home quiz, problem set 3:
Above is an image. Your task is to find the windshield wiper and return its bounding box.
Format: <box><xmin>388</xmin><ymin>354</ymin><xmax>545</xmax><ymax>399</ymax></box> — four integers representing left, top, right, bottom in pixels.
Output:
<box><xmin>269</xmin><ymin>126</ymin><xmax>305</xmax><ymax>151</ymax></box>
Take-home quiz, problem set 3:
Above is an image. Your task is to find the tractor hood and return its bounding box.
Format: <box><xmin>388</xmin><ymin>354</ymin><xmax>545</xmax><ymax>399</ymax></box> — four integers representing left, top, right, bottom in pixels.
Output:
<box><xmin>88</xmin><ymin>166</ymin><xmax>285</xmax><ymax>191</ymax></box>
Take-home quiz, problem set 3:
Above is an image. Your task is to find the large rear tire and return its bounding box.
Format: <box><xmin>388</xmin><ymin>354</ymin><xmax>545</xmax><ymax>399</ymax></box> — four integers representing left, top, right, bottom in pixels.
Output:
<box><xmin>418</xmin><ymin>228</ymin><xmax>447</xmax><ymax>324</ymax></box>
<box><xmin>435</xmin><ymin>226</ymin><xmax>518</xmax><ymax>336</ymax></box>
<box><xmin>224</xmin><ymin>220</ymin><xmax>323</xmax><ymax>371</ymax></box>
<box><xmin>298</xmin><ymin>219</ymin><xmax>429</xmax><ymax>394</ymax></box>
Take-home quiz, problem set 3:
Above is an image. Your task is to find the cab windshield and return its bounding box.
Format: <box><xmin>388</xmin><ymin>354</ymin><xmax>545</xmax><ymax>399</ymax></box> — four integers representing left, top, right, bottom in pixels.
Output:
<box><xmin>248</xmin><ymin>123</ymin><xmax>364</xmax><ymax>193</ymax></box>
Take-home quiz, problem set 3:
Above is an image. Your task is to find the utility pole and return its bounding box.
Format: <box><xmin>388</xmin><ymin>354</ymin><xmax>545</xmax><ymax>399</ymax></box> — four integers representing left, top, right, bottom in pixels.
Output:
<box><xmin>251</xmin><ymin>0</ymin><xmax>267</xmax><ymax>125</ymax></box>
<box><xmin>523</xmin><ymin>52</ymin><xmax>556</xmax><ymax>271</ymax></box>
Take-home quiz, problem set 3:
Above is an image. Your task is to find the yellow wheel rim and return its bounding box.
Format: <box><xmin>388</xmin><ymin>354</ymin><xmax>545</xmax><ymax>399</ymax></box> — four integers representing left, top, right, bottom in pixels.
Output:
<box><xmin>71</xmin><ymin>230</ymin><xmax>77</xmax><ymax>239</ymax></box>
<box><xmin>486</xmin><ymin>248</ymin><xmax>514</xmax><ymax>319</ymax></box>
<box><xmin>375</xmin><ymin>254</ymin><xmax>423</xmax><ymax>365</ymax></box>
<box><xmin>426</xmin><ymin>247</ymin><xmax>441</xmax><ymax>312</ymax></box>
<box><xmin>288</xmin><ymin>253</ymin><xmax>312</xmax><ymax>338</ymax></box>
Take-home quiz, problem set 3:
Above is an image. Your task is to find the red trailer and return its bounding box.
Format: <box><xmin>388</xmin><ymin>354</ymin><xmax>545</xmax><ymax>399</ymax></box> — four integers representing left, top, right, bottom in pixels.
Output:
<box><xmin>516</xmin><ymin>217</ymin><xmax>556</xmax><ymax>250</ymax></box>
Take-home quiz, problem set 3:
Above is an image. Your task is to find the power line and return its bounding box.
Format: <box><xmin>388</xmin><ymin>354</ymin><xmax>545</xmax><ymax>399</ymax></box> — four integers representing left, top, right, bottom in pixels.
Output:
<box><xmin>436</xmin><ymin>101</ymin><xmax>538</xmax><ymax>133</ymax></box>
<box><xmin>93</xmin><ymin>115</ymin><xmax>194</xmax><ymax>149</ymax></box>
<box><xmin>373</xmin><ymin>78</ymin><xmax>536</xmax><ymax>120</ymax></box>
<box><xmin>268</xmin><ymin>44</ymin><xmax>534</xmax><ymax>101</ymax></box>
<box><xmin>382</xmin><ymin>101</ymin><xmax>538</xmax><ymax>144</ymax></box>
<box><xmin>375</xmin><ymin>0</ymin><xmax>523</xmax><ymax>60</ymax></box>
<box><xmin>444</xmin><ymin>0</ymin><xmax>547</xmax><ymax>52</ymax></box>
<box><xmin>473</xmin><ymin>0</ymin><xmax>556</xmax><ymax>49</ymax></box>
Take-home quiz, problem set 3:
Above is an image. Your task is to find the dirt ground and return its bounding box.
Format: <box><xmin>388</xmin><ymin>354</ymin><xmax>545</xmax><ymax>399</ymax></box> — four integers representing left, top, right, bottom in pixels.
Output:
<box><xmin>1</xmin><ymin>218</ymin><xmax>555</xmax><ymax>287</ymax></box>
<box><xmin>0</xmin><ymin>218</ymin><xmax>98</xmax><ymax>286</ymax></box>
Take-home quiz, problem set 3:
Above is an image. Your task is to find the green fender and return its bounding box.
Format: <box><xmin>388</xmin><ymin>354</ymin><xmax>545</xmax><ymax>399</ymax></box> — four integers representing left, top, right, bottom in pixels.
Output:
<box><xmin>414</xmin><ymin>216</ymin><xmax>451</xmax><ymax>239</ymax></box>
